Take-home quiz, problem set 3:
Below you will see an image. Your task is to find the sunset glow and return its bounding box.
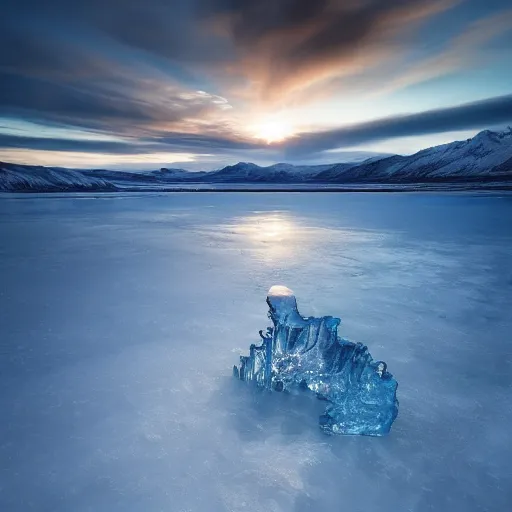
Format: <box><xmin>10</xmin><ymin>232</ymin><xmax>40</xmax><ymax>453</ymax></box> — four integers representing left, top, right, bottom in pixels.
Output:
<box><xmin>253</xmin><ymin>118</ymin><xmax>294</xmax><ymax>144</ymax></box>
<box><xmin>0</xmin><ymin>0</ymin><xmax>511</xmax><ymax>169</ymax></box>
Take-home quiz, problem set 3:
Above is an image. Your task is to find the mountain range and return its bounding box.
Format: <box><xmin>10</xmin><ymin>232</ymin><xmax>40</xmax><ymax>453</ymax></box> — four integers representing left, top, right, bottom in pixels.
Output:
<box><xmin>1</xmin><ymin>129</ymin><xmax>511</xmax><ymax>192</ymax></box>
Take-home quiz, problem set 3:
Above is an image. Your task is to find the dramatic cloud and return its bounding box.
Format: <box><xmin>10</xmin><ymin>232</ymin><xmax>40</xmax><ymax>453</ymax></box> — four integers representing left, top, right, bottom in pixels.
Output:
<box><xmin>0</xmin><ymin>31</ymin><xmax>232</xmax><ymax>132</ymax></box>
<box><xmin>1</xmin><ymin>0</ymin><xmax>512</xmax><ymax>166</ymax></box>
<box><xmin>283</xmin><ymin>95</ymin><xmax>512</xmax><ymax>156</ymax></box>
<box><xmin>209</xmin><ymin>0</ymin><xmax>458</xmax><ymax>100</ymax></box>
<box><xmin>3</xmin><ymin>94</ymin><xmax>511</xmax><ymax>164</ymax></box>
<box><xmin>382</xmin><ymin>9</ymin><xmax>512</xmax><ymax>96</ymax></box>
<box><xmin>0</xmin><ymin>134</ymin><xmax>153</xmax><ymax>154</ymax></box>
<box><xmin>0</xmin><ymin>131</ymin><xmax>263</xmax><ymax>155</ymax></box>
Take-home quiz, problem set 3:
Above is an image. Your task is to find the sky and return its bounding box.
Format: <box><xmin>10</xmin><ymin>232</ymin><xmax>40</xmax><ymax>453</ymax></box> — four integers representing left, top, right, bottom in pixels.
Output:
<box><xmin>1</xmin><ymin>0</ymin><xmax>512</xmax><ymax>170</ymax></box>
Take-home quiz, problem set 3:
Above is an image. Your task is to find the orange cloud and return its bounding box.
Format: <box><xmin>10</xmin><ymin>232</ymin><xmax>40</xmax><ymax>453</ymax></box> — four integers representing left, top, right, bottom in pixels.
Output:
<box><xmin>211</xmin><ymin>0</ymin><xmax>459</xmax><ymax>105</ymax></box>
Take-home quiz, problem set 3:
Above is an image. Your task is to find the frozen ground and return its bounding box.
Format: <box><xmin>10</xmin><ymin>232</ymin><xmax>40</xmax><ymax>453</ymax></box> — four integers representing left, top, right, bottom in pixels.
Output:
<box><xmin>0</xmin><ymin>192</ymin><xmax>511</xmax><ymax>512</ymax></box>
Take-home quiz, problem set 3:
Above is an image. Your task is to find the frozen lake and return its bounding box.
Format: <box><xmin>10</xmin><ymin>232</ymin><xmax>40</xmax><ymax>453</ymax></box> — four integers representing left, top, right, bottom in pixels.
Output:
<box><xmin>1</xmin><ymin>192</ymin><xmax>511</xmax><ymax>512</ymax></box>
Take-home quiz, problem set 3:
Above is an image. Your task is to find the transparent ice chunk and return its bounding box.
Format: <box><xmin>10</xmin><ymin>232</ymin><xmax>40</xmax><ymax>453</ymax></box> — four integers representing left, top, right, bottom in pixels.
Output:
<box><xmin>233</xmin><ymin>285</ymin><xmax>399</xmax><ymax>436</ymax></box>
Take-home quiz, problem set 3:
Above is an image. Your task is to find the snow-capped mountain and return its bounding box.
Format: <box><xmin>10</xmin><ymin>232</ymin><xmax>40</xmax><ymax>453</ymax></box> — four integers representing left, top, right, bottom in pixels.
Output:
<box><xmin>205</xmin><ymin>162</ymin><xmax>334</xmax><ymax>182</ymax></box>
<box><xmin>314</xmin><ymin>129</ymin><xmax>512</xmax><ymax>183</ymax></box>
<box><xmin>83</xmin><ymin>167</ymin><xmax>206</xmax><ymax>186</ymax></box>
<box><xmin>1</xmin><ymin>129</ymin><xmax>511</xmax><ymax>191</ymax></box>
<box><xmin>0</xmin><ymin>164</ymin><xmax>205</xmax><ymax>191</ymax></box>
<box><xmin>144</xmin><ymin>168</ymin><xmax>207</xmax><ymax>180</ymax></box>
<box><xmin>0</xmin><ymin>164</ymin><xmax>118</xmax><ymax>192</ymax></box>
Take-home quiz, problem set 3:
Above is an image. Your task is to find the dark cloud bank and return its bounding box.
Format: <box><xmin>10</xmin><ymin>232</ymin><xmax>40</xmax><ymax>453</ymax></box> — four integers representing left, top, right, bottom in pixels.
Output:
<box><xmin>1</xmin><ymin>96</ymin><xmax>512</xmax><ymax>160</ymax></box>
<box><xmin>283</xmin><ymin>94</ymin><xmax>512</xmax><ymax>156</ymax></box>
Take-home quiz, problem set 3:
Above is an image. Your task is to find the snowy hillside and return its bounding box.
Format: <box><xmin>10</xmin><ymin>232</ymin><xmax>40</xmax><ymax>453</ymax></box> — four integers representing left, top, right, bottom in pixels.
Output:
<box><xmin>0</xmin><ymin>163</ymin><xmax>117</xmax><ymax>192</ymax></box>
<box><xmin>205</xmin><ymin>162</ymin><xmax>334</xmax><ymax>182</ymax></box>
<box><xmin>1</xmin><ymin>129</ymin><xmax>511</xmax><ymax>191</ymax></box>
<box><xmin>315</xmin><ymin>129</ymin><xmax>512</xmax><ymax>183</ymax></box>
<box><xmin>0</xmin><ymin>164</ymin><xmax>205</xmax><ymax>192</ymax></box>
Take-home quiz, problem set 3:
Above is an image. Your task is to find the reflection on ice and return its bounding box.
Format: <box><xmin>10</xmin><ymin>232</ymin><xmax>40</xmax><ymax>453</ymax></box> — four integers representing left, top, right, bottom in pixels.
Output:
<box><xmin>206</xmin><ymin>211</ymin><xmax>389</xmax><ymax>268</ymax></box>
<box><xmin>226</xmin><ymin>212</ymin><xmax>304</xmax><ymax>261</ymax></box>
<box><xmin>234</xmin><ymin>286</ymin><xmax>399</xmax><ymax>436</ymax></box>
<box><xmin>234</xmin><ymin>212</ymin><xmax>296</xmax><ymax>239</ymax></box>
<box><xmin>243</xmin><ymin>214</ymin><xmax>295</xmax><ymax>241</ymax></box>
<box><xmin>226</xmin><ymin>212</ymin><xmax>374</xmax><ymax>264</ymax></box>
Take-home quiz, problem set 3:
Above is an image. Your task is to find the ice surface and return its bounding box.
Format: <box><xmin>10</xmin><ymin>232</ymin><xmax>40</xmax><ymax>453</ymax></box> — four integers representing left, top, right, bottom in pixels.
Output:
<box><xmin>234</xmin><ymin>286</ymin><xmax>398</xmax><ymax>435</ymax></box>
<box><xmin>1</xmin><ymin>192</ymin><xmax>511</xmax><ymax>512</ymax></box>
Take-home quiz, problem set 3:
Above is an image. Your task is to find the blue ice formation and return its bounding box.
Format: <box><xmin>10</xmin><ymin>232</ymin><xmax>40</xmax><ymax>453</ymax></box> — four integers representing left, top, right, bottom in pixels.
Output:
<box><xmin>233</xmin><ymin>286</ymin><xmax>399</xmax><ymax>436</ymax></box>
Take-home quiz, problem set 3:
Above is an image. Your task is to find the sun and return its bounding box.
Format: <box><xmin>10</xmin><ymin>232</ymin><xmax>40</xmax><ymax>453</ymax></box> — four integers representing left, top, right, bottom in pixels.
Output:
<box><xmin>253</xmin><ymin>118</ymin><xmax>293</xmax><ymax>144</ymax></box>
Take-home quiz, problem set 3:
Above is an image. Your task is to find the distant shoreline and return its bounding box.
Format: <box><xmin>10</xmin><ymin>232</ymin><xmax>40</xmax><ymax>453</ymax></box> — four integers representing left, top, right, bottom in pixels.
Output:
<box><xmin>2</xmin><ymin>183</ymin><xmax>512</xmax><ymax>194</ymax></box>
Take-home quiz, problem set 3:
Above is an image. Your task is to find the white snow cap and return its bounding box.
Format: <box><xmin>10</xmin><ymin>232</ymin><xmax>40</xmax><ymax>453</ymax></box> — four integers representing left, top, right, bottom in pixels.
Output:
<box><xmin>267</xmin><ymin>285</ymin><xmax>295</xmax><ymax>298</ymax></box>
<box><xmin>267</xmin><ymin>286</ymin><xmax>303</xmax><ymax>325</ymax></box>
